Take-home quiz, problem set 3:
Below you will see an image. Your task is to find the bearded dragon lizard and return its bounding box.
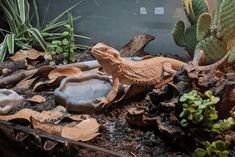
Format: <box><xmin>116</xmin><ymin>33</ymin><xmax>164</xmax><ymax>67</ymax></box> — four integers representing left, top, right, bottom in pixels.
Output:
<box><xmin>91</xmin><ymin>43</ymin><xmax>230</xmax><ymax>108</ymax></box>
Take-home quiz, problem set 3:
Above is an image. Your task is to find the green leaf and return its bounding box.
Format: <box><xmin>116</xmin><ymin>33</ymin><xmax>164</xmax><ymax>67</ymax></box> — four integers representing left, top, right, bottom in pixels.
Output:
<box><xmin>63</xmin><ymin>31</ymin><xmax>69</xmax><ymax>36</ymax></box>
<box><xmin>211</xmin><ymin>97</ymin><xmax>220</xmax><ymax>104</ymax></box>
<box><xmin>194</xmin><ymin>148</ymin><xmax>207</xmax><ymax>157</ymax></box>
<box><xmin>205</xmin><ymin>90</ymin><xmax>212</xmax><ymax>98</ymax></box>
<box><xmin>0</xmin><ymin>37</ymin><xmax>8</xmax><ymax>62</ymax></box>
<box><xmin>64</xmin><ymin>24</ymin><xmax>71</xmax><ymax>29</ymax></box>
<box><xmin>32</xmin><ymin>0</ymin><xmax>40</xmax><ymax>28</ymax></box>
<box><xmin>182</xmin><ymin>103</ymin><xmax>188</xmax><ymax>108</ymax></box>
<box><xmin>52</xmin><ymin>40</ymin><xmax>62</xmax><ymax>45</ymax></box>
<box><xmin>42</xmin><ymin>19</ymin><xmax>69</xmax><ymax>32</ymax></box>
<box><xmin>193</xmin><ymin>112</ymin><xmax>203</xmax><ymax>122</ymax></box>
<box><xmin>49</xmin><ymin>61</ymin><xmax>55</xmax><ymax>65</ymax></box>
<box><xmin>227</xmin><ymin>117</ymin><xmax>235</xmax><ymax>124</ymax></box>
<box><xmin>180</xmin><ymin>119</ymin><xmax>188</xmax><ymax>127</ymax></box>
<box><xmin>180</xmin><ymin>94</ymin><xmax>189</xmax><ymax>102</ymax></box>
<box><xmin>208</xmin><ymin>112</ymin><xmax>218</xmax><ymax>120</ymax></box>
<box><xmin>194</xmin><ymin>100</ymin><xmax>202</xmax><ymax>106</ymax></box>
<box><xmin>204</xmin><ymin>141</ymin><xmax>211</xmax><ymax>148</ymax></box>
<box><xmin>27</xmin><ymin>28</ymin><xmax>47</xmax><ymax>50</ymax></box>
<box><xmin>190</xmin><ymin>90</ymin><xmax>198</xmax><ymax>96</ymax></box>
<box><xmin>188</xmin><ymin>107</ymin><xmax>196</xmax><ymax>113</ymax></box>
<box><xmin>74</xmin><ymin>34</ymin><xmax>91</xmax><ymax>40</ymax></box>
<box><xmin>62</xmin><ymin>39</ymin><xmax>69</xmax><ymax>45</ymax></box>
<box><xmin>17</xmin><ymin>0</ymin><xmax>26</xmax><ymax>24</ymax></box>
<box><xmin>214</xmin><ymin>140</ymin><xmax>226</xmax><ymax>151</ymax></box>
<box><xmin>188</xmin><ymin>114</ymin><xmax>193</xmax><ymax>120</ymax></box>
<box><xmin>6</xmin><ymin>34</ymin><xmax>15</xmax><ymax>54</ymax></box>
<box><xmin>207</xmin><ymin>145</ymin><xmax>216</xmax><ymax>156</ymax></box>
<box><xmin>220</xmin><ymin>151</ymin><xmax>229</xmax><ymax>157</ymax></box>
<box><xmin>47</xmin><ymin>2</ymin><xmax>82</xmax><ymax>26</ymax></box>
<box><xmin>180</xmin><ymin>109</ymin><xmax>189</xmax><ymax>117</ymax></box>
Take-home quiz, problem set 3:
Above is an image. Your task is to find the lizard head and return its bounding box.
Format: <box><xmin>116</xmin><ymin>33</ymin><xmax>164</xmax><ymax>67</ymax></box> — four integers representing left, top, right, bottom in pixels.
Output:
<box><xmin>91</xmin><ymin>43</ymin><xmax>123</xmax><ymax>75</ymax></box>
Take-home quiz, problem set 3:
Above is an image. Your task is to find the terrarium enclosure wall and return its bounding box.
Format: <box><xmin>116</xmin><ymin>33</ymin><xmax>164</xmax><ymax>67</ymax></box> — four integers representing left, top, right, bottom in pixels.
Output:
<box><xmin>36</xmin><ymin>0</ymin><xmax>194</xmax><ymax>57</ymax></box>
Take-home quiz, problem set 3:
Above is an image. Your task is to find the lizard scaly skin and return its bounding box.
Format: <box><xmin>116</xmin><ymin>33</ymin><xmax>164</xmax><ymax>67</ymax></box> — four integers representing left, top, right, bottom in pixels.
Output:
<box><xmin>91</xmin><ymin>43</ymin><xmax>230</xmax><ymax>108</ymax></box>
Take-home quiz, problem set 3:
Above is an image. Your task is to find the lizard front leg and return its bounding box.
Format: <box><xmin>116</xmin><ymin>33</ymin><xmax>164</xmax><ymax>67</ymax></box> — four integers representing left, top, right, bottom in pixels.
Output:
<box><xmin>163</xmin><ymin>62</ymin><xmax>177</xmax><ymax>75</ymax></box>
<box><xmin>154</xmin><ymin>62</ymin><xmax>176</xmax><ymax>89</ymax></box>
<box><xmin>96</xmin><ymin>77</ymin><xmax>119</xmax><ymax>108</ymax></box>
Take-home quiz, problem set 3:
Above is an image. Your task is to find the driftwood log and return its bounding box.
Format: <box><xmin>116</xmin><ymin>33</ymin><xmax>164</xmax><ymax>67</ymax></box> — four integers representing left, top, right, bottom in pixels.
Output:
<box><xmin>0</xmin><ymin>60</ymin><xmax>101</xmax><ymax>88</ymax></box>
<box><xmin>0</xmin><ymin>60</ymin><xmax>27</xmax><ymax>75</ymax></box>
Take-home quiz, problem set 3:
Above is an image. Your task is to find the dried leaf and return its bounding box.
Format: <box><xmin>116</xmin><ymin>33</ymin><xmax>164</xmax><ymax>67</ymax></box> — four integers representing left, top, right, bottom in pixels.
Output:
<box><xmin>0</xmin><ymin>106</ymin><xmax>64</xmax><ymax>122</ymax></box>
<box><xmin>32</xmin><ymin>76</ymin><xmax>65</xmax><ymax>92</ymax></box>
<box><xmin>13</xmin><ymin>75</ymin><xmax>38</xmax><ymax>91</ymax></box>
<box><xmin>0</xmin><ymin>106</ymin><xmax>90</xmax><ymax>124</ymax></box>
<box><xmin>31</xmin><ymin>117</ymin><xmax>62</xmax><ymax>135</ymax></box>
<box><xmin>27</xmin><ymin>95</ymin><xmax>46</xmax><ymax>103</ymax></box>
<box><xmin>61</xmin><ymin>118</ymin><xmax>100</xmax><ymax>141</ymax></box>
<box><xmin>31</xmin><ymin>65</ymin><xmax>55</xmax><ymax>78</ymax></box>
<box><xmin>10</xmin><ymin>49</ymin><xmax>44</xmax><ymax>61</ymax></box>
<box><xmin>32</xmin><ymin>81</ymin><xmax>47</xmax><ymax>92</ymax></box>
<box><xmin>31</xmin><ymin>117</ymin><xmax>100</xmax><ymax>141</ymax></box>
<box><xmin>48</xmin><ymin>67</ymin><xmax>82</xmax><ymax>80</ymax></box>
<box><xmin>0</xmin><ymin>109</ymin><xmax>39</xmax><ymax>121</ymax></box>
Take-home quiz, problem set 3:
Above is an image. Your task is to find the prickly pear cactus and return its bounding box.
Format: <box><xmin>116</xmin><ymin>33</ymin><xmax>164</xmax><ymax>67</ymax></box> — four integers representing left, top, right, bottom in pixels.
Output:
<box><xmin>173</xmin><ymin>0</ymin><xmax>235</xmax><ymax>63</ymax></box>
<box><xmin>196</xmin><ymin>36</ymin><xmax>227</xmax><ymax>64</ymax></box>
<box><xmin>196</xmin><ymin>0</ymin><xmax>235</xmax><ymax>63</ymax></box>
<box><xmin>172</xmin><ymin>0</ymin><xmax>209</xmax><ymax>56</ymax></box>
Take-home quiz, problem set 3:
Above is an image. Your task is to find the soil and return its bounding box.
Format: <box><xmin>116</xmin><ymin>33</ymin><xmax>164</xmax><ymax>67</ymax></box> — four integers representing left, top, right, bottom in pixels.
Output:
<box><xmin>1</xmin><ymin>91</ymin><xmax>190</xmax><ymax>157</ymax></box>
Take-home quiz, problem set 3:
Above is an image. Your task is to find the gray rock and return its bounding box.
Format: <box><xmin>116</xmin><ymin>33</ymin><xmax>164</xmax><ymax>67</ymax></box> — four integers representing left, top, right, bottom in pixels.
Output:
<box><xmin>0</xmin><ymin>89</ymin><xmax>24</xmax><ymax>114</ymax></box>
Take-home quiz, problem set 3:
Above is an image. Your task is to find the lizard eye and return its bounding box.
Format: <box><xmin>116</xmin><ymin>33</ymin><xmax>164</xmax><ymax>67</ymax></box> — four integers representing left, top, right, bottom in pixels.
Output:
<box><xmin>104</xmin><ymin>48</ymin><xmax>108</xmax><ymax>51</ymax></box>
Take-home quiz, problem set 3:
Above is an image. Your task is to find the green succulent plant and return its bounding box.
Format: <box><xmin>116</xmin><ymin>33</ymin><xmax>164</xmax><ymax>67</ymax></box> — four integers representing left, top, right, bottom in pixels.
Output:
<box><xmin>211</xmin><ymin>117</ymin><xmax>235</xmax><ymax>133</ymax></box>
<box><xmin>179</xmin><ymin>90</ymin><xmax>220</xmax><ymax>127</ymax></box>
<box><xmin>47</xmin><ymin>19</ymin><xmax>81</xmax><ymax>64</ymax></box>
<box><xmin>0</xmin><ymin>0</ymin><xmax>90</xmax><ymax>62</ymax></box>
<box><xmin>195</xmin><ymin>140</ymin><xmax>229</xmax><ymax>157</ymax></box>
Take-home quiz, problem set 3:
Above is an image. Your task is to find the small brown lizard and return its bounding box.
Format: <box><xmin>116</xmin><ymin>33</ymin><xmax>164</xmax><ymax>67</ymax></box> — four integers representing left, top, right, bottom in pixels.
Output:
<box><xmin>91</xmin><ymin>43</ymin><xmax>230</xmax><ymax>108</ymax></box>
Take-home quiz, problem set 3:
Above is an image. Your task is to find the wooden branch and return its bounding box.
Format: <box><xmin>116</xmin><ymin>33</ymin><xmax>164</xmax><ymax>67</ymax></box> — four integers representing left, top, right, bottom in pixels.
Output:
<box><xmin>0</xmin><ymin>60</ymin><xmax>100</xmax><ymax>88</ymax></box>
<box><xmin>0</xmin><ymin>60</ymin><xmax>27</xmax><ymax>75</ymax></box>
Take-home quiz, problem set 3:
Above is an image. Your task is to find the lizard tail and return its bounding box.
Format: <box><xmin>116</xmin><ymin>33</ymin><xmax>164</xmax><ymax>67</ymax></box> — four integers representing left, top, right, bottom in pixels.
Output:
<box><xmin>196</xmin><ymin>51</ymin><xmax>231</xmax><ymax>71</ymax></box>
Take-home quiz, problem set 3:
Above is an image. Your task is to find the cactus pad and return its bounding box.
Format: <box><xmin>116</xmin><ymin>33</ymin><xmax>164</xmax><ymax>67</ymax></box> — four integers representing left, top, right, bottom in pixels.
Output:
<box><xmin>196</xmin><ymin>36</ymin><xmax>227</xmax><ymax>63</ymax></box>
<box><xmin>218</xmin><ymin>0</ymin><xmax>235</xmax><ymax>42</ymax></box>
<box><xmin>197</xmin><ymin>13</ymin><xmax>212</xmax><ymax>41</ymax></box>
<box><xmin>184</xmin><ymin>25</ymin><xmax>197</xmax><ymax>56</ymax></box>
<box><xmin>182</xmin><ymin>0</ymin><xmax>209</xmax><ymax>25</ymax></box>
<box><xmin>172</xmin><ymin>20</ymin><xmax>186</xmax><ymax>47</ymax></box>
<box><xmin>192</xmin><ymin>0</ymin><xmax>208</xmax><ymax>21</ymax></box>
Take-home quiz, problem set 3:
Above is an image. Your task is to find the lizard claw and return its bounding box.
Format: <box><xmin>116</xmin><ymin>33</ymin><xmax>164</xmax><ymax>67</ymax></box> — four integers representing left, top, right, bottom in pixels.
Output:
<box><xmin>95</xmin><ymin>97</ymin><xmax>110</xmax><ymax>109</ymax></box>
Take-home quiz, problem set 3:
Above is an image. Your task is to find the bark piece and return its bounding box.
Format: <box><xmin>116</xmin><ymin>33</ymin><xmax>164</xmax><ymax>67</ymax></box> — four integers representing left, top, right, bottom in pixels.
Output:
<box><xmin>27</xmin><ymin>95</ymin><xmax>46</xmax><ymax>104</ymax></box>
<box><xmin>120</xmin><ymin>34</ymin><xmax>155</xmax><ymax>57</ymax></box>
<box><xmin>48</xmin><ymin>67</ymin><xmax>82</xmax><ymax>80</ymax></box>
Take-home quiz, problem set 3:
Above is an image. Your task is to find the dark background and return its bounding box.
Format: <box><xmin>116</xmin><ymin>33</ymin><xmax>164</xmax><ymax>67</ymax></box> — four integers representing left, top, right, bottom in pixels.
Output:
<box><xmin>37</xmin><ymin>0</ymin><xmax>189</xmax><ymax>57</ymax></box>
